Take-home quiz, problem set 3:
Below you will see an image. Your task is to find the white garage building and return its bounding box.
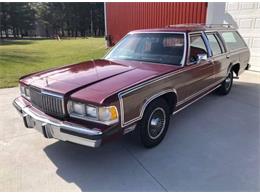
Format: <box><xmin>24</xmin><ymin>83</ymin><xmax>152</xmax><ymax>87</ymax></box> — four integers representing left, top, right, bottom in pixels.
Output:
<box><xmin>207</xmin><ymin>2</ymin><xmax>260</xmax><ymax>71</ymax></box>
<box><xmin>226</xmin><ymin>2</ymin><xmax>260</xmax><ymax>72</ymax></box>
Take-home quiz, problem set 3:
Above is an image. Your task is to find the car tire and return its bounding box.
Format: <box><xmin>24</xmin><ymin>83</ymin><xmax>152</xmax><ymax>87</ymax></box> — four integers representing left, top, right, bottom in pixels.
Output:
<box><xmin>138</xmin><ymin>98</ymin><xmax>170</xmax><ymax>148</ymax></box>
<box><xmin>217</xmin><ymin>69</ymin><xmax>233</xmax><ymax>95</ymax></box>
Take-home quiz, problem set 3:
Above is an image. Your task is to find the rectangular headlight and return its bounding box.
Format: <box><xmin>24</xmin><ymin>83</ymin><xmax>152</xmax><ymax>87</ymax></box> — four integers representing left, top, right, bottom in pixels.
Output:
<box><xmin>20</xmin><ymin>84</ymin><xmax>30</xmax><ymax>100</ymax></box>
<box><xmin>71</xmin><ymin>101</ymin><xmax>86</xmax><ymax>115</ymax></box>
<box><xmin>86</xmin><ymin>105</ymin><xmax>98</xmax><ymax>118</ymax></box>
<box><xmin>20</xmin><ymin>85</ymin><xmax>25</xmax><ymax>95</ymax></box>
<box><xmin>67</xmin><ymin>100</ymin><xmax>118</xmax><ymax>125</ymax></box>
<box><xmin>25</xmin><ymin>87</ymin><xmax>30</xmax><ymax>97</ymax></box>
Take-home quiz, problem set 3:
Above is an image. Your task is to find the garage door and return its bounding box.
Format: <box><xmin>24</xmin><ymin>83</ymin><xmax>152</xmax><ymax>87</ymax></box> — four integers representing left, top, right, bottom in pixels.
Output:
<box><xmin>226</xmin><ymin>2</ymin><xmax>260</xmax><ymax>72</ymax></box>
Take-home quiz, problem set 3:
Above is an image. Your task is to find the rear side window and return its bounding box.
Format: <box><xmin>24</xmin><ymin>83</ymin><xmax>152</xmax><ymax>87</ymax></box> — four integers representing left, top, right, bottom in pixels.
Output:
<box><xmin>189</xmin><ymin>34</ymin><xmax>208</xmax><ymax>63</ymax></box>
<box><xmin>220</xmin><ymin>31</ymin><xmax>246</xmax><ymax>51</ymax></box>
<box><xmin>206</xmin><ymin>33</ymin><xmax>222</xmax><ymax>56</ymax></box>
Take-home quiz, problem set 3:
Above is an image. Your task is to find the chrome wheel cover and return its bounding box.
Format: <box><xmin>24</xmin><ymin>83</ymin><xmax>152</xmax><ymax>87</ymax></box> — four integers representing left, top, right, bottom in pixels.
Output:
<box><xmin>147</xmin><ymin>107</ymin><xmax>166</xmax><ymax>140</ymax></box>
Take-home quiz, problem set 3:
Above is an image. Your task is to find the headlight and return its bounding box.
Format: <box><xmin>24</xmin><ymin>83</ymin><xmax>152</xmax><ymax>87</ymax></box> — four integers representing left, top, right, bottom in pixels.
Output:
<box><xmin>20</xmin><ymin>84</ymin><xmax>30</xmax><ymax>100</ymax></box>
<box><xmin>71</xmin><ymin>101</ymin><xmax>86</xmax><ymax>115</ymax></box>
<box><xmin>86</xmin><ymin>105</ymin><xmax>98</xmax><ymax>118</ymax></box>
<box><xmin>67</xmin><ymin>100</ymin><xmax>118</xmax><ymax>125</ymax></box>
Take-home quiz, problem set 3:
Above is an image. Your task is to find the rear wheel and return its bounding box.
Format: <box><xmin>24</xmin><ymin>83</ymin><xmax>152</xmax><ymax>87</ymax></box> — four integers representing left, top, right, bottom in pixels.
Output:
<box><xmin>217</xmin><ymin>70</ymin><xmax>233</xmax><ymax>95</ymax></box>
<box><xmin>138</xmin><ymin>98</ymin><xmax>170</xmax><ymax>148</ymax></box>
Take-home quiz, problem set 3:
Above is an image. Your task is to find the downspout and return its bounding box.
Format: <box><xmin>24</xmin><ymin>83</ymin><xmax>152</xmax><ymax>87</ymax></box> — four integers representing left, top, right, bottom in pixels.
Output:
<box><xmin>206</xmin><ymin>2</ymin><xmax>226</xmax><ymax>24</ymax></box>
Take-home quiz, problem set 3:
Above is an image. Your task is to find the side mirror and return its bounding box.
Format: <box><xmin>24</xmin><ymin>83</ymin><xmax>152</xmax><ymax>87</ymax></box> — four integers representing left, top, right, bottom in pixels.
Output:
<box><xmin>197</xmin><ymin>54</ymin><xmax>207</xmax><ymax>63</ymax></box>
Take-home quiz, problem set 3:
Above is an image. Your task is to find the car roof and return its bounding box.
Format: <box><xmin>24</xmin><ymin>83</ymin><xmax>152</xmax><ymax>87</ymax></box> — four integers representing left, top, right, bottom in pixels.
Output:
<box><xmin>130</xmin><ymin>24</ymin><xmax>236</xmax><ymax>34</ymax></box>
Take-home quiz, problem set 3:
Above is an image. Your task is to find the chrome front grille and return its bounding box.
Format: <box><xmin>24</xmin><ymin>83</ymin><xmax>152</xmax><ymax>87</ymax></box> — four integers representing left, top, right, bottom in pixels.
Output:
<box><xmin>30</xmin><ymin>87</ymin><xmax>43</xmax><ymax>108</ymax></box>
<box><xmin>42</xmin><ymin>92</ymin><xmax>64</xmax><ymax>116</ymax></box>
<box><xmin>30</xmin><ymin>87</ymin><xmax>65</xmax><ymax>117</ymax></box>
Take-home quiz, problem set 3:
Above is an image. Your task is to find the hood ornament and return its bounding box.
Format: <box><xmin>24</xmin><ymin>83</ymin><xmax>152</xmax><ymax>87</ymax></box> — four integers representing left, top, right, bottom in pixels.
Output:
<box><xmin>44</xmin><ymin>77</ymin><xmax>49</xmax><ymax>86</ymax></box>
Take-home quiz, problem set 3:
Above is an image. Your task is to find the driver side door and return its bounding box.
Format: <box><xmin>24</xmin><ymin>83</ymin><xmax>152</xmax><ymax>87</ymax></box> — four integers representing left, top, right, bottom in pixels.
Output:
<box><xmin>180</xmin><ymin>32</ymin><xmax>215</xmax><ymax>103</ymax></box>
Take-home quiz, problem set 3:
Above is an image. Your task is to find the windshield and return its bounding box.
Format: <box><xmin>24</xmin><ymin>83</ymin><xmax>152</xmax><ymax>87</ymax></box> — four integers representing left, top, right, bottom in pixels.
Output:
<box><xmin>105</xmin><ymin>33</ymin><xmax>185</xmax><ymax>66</ymax></box>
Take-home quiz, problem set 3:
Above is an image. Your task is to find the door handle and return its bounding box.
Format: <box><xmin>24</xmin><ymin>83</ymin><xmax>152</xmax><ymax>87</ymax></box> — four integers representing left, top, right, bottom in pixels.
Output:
<box><xmin>226</xmin><ymin>55</ymin><xmax>230</xmax><ymax>59</ymax></box>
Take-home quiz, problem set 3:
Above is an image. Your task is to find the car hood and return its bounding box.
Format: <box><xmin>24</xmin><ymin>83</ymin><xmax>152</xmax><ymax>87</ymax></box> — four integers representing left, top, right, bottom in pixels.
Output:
<box><xmin>22</xmin><ymin>60</ymin><xmax>135</xmax><ymax>94</ymax></box>
<box><xmin>21</xmin><ymin>59</ymin><xmax>180</xmax><ymax>104</ymax></box>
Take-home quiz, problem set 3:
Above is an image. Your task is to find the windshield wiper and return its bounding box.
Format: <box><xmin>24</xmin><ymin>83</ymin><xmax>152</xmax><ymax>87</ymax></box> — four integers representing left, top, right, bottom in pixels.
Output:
<box><xmin>140</xmin><ymin>57</ymin><xmax>163</xmax><ymax>64</ymax></box>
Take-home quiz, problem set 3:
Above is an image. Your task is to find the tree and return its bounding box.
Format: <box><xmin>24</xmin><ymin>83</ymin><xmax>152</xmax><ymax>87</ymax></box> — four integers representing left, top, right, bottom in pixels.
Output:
<box><xmin>0</xmin><ymin>3</ymin><xmax>36</xmax><ymax>38</ymax></box>
<box><xmin>0</xmin><ymin>3</ymin><xmax>9</xmax><ymax>38</ymax></box>
<box><xmin>0</xmin><ymin>2</ymin><xmax>105</xmax><ymax>38</ymax></box>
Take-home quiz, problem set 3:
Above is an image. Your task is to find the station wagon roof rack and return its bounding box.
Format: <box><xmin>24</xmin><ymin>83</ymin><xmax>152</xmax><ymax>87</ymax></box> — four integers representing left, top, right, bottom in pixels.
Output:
<box><xmin>166</xmin><ymin>23</ymin><xmax>235</xmax><ymax>29</ymax></box>
<box><xmin>205</xmin><ymin>24</ymin><xmax>234</xmax><ymax>29</ymax></box>
<box><xmin>166</xmin><ymin>23</ymin><xmax>205</xmax><ymax>28</ymax></box>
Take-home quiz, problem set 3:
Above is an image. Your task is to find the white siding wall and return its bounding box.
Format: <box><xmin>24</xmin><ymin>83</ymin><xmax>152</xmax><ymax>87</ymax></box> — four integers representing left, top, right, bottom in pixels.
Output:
<box><xmin>207</xmin><ymin>2</ymin><xmax>260</xmax><ymax>71</ymax></box>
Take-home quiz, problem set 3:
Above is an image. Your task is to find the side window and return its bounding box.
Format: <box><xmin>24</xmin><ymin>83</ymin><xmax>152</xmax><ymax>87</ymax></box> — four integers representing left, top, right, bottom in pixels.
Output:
<box><xmin>215</xmin><ymin>33</ymin><xmax>226</xmax><ymax>52</ymax></box>
<box><xmin>189</xmin><ymin>34</ymin><xmax>208</xmax><ymax>63</ymax></box>
<box><xmin>220</xmin><ymin>31</ymin><xmax>246</xmax><ymax>51</ymax></box>
<box><xmin>206</xmin><ymin>33</ymin><xmax>222</xmax><ymax>56</ymax></box>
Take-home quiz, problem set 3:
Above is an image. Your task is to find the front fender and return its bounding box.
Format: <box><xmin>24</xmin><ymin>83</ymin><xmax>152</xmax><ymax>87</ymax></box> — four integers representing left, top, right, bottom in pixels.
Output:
<box><xmin>118</xmin><ymin>85</ymin><xmax>177</xmax><ymax>128</ymax></box>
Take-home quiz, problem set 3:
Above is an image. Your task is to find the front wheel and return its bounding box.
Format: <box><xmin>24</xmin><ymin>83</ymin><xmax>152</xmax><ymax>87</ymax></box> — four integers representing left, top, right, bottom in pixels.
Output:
<box><xmin>216</xmin><ymin>70</ymin><xmax>233</xmax><ymax>95</ymax></box>
<box><xmin>138</xmin><ymin>98</ymin><xmax>170</xmax><ymax>148</ymax></box>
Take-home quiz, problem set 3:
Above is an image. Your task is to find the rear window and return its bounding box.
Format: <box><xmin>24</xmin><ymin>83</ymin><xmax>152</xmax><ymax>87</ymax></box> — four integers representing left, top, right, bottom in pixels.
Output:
<box><xmin>220</xmin><ymin>31</ymin><xmax>246</xmax><ymax>51</ymax></box>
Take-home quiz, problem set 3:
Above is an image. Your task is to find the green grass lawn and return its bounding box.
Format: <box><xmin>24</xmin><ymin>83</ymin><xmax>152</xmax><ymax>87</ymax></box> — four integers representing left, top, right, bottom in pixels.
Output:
<box><xmin>0</xmin><ymin>38</ymin><xmax>107</xmax><ymax>88</ymax></box>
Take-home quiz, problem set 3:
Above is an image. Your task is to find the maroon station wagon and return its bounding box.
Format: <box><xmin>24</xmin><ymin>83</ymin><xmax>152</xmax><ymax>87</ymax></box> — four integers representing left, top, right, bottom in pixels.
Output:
<box><xmin>13</xmin><ymin>24</ymin><xmax>250</xmax><ymax>148</ymax></box>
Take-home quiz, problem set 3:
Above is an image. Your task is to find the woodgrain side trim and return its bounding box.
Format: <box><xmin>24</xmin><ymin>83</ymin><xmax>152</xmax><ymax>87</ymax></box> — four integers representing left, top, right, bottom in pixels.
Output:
<box><xmin>119</xmin><ymin>89</ymin><xmax>177</xmax><ymax>127</ymax></box>
<box><xmin>173</xmin><ymin>84</ymin><xmax>221</xmax><ymax>115</ymax></box>
<box><xmin>176</xmin><ymin>78</ymin><xmax>224</xmax><ymax>107</ymax></box>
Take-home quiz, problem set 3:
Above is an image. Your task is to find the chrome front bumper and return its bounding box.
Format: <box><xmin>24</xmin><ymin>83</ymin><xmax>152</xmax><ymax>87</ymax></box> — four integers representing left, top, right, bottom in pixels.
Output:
<box><xmin>13</xmin><ymin>97</ymin><xmax>103</xmax><ymax>148</ymax></box>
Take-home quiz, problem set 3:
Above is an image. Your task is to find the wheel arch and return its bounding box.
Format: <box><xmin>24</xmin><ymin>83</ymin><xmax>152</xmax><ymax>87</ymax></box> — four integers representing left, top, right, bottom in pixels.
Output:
<box><xmin>119</xmin><ymin>89</ymin><xmax>178</xmax><ymax>128</ymax></box>
<box><xmin>228</xmin><ymin>62</ymin><xmax>240</xmax><ymax>76</ymax></box>
<box><xmin>141</xmin><ymin>89</ymin><xmax>177</xmax><ymax>118</ymax></box>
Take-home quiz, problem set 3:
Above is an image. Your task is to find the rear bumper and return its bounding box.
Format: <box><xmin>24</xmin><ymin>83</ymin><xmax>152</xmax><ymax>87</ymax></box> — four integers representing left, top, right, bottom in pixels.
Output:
<box><xmin>13</xmin><ymin>97</ymin><xmax>105</xmax><ymax>148</ymax></box>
